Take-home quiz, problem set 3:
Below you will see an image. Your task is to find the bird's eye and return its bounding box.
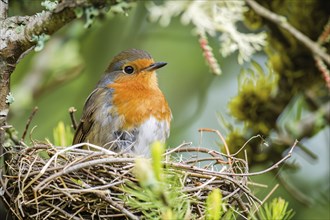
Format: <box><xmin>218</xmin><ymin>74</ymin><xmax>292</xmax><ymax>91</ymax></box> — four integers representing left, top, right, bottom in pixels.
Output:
<box><xmin>123</xmin><ymin>65</ymin><xmax>135</xmax><ymax>74</ymax></box>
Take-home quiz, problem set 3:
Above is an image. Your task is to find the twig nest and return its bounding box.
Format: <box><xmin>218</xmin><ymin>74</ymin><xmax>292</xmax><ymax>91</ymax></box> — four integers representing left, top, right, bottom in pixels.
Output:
<box><xmin>2</xmin><ymin>142</ymin><xmax>260</xmax><ymax>219</ymax></box>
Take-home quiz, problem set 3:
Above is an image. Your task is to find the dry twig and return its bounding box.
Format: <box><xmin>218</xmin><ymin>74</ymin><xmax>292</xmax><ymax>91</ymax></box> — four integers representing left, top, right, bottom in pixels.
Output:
<box><xmin>69</xmin><ymin>107</ymin><xmax>78</xmax><ymax>130</ymax></box>
<box><xmin>21</xmin><ymin>106</ymin><xmax>38</xmax><ymax>141</ymax></box>
<box><xmin>314</xmin><ymin>19</ymin><xmax>330</xmax><ymax>90</ymax></box>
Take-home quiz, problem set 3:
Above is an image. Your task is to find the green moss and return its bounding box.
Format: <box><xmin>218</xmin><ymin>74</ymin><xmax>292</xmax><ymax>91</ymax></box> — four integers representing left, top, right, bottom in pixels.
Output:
<box><xmin>243</xmin><ymin>9</ymin><xmax>263</xmax><ymax>30</ymax></box>
<box><xmin>227</xmin><ymin>0</ymin><xmax>329</xmax><ymax>164</ymax></box>
<box><xmin>228</xmin><ymin>63</ymin><xmax>279</xmax><ymax>135</ymax></box>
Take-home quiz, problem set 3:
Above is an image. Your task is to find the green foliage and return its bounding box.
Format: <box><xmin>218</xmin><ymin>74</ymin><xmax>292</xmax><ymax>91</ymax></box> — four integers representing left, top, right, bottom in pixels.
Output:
<box><xmin>125</xmin><ymin>145</ymin><xmax>192</xmax><ymax>219</ymax></box>
<box><xmin>256</xmin><ymin>197</ymin><xmax>295</xmax><ymax>220</ymax></box>
<box><xmin>53</xmin><ymin>121</ymin><xmax>73</xmax><ymax>146</ymax></box>
<box><xmin>126</xmin><ymin>158</ymin><xmax>191</xmax><ymax>219</ymax></box>
<box><xmin>206</xmin><ymin>188</ymin><xmax>222</xmax><ymax>220</ymax></box>
<box><xmin>124</xmin><ymin>142</ymin><xmax>249</xmax><ymax>219</ymax></box>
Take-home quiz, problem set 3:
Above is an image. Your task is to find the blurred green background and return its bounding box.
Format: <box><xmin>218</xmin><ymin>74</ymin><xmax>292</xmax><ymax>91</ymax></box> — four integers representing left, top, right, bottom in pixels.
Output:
<box><xmin>7</xmin><ymin>1</ymin><xmax>329</xmax><ymax>219</ymax></box>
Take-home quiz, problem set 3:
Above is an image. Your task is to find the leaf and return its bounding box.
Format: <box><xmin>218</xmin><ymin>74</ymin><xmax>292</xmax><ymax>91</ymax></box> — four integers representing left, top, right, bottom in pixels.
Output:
<box><xmin>206</xmin><ymin>188</ymin><xmax>222</xmax><ymax>220</ymax></box>
<box><xmin>257</xmin><ymin>197</ymin><xmax>295</xmax><ymax>220</ymax></box>
<box><xmin>53</xmin><ymin>121</ymin><xmax>73</xmax><ymax>146</ymax></box>
<box><xmin>151</xmin><ymin>141</ymin><xmax>165</xmax><ymax>182</ymax></box>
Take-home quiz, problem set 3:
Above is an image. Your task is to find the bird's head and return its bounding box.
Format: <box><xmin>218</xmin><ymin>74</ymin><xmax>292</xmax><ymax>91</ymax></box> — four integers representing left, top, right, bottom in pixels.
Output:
<box><xmin>98</xmin><ymin>49</ymin><xmax>167</xmax><ymax>88</ymax></box>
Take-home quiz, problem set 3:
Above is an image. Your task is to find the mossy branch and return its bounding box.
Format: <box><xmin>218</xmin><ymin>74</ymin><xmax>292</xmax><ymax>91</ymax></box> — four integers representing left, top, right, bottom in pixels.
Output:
<box><xmin>245</xmin><ymin>0</ymin><xmax>330</xmax><ymax>65</ymax></box>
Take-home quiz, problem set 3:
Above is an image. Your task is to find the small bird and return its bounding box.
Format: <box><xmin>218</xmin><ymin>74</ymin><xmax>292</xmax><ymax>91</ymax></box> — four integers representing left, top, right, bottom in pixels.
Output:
<box><xmin>73</xmin><ymin>49</ymin><xmax>172</xmax><ymax>157</ymax></box>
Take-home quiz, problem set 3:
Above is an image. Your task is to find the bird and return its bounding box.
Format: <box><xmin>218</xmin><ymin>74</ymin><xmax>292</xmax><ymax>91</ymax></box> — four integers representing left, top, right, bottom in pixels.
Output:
<box><xmin>72</xmin><ymin>49</ymin><xmax>172</xmax><ymax>157</ymax></box>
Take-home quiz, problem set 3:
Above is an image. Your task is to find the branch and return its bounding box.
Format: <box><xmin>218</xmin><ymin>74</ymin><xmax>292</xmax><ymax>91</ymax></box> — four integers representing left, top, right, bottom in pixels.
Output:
<box><xmin>0</xmin><ymin>0</ymin><xmax>8</xmax><ymax>19</ymax></box>
<box><xmin>34</xmin><ymin>157</ymin><xmax>136</xmax><ymax>191</ymax></box>
<box><xmin>0</xmin><ymin>0</ymin><xmax>9</xmax><ymax>172</ymax></box>
<box><xmin>168</xmin><ymin>140</ymin><xmax>298</xmax><ymax>177</ymax></box>
<box><xmin>315</xmin><ymin>20</ymin><xmax>330</xmax><ymax>90</ymax></box>
<box><xmin>198</xmin><ymin>128</ymin><xmax>233</xmax><ymax>167</ymax></box>
<box><xmin>1</xmin><ymin>0</ymin><xmax>109</xmax><ymax>62</ymax></box>
<box><xmin>69</xmin><ymin>107</ymin><xmax>78</xmax><ymax>130</ymax></box>
<box><xmin>21</xmin><ymin>106</ymin><xmax>39</xmax><ymax>141</ymax></box>
<box><xmin>245</xmin><ymin>0</ymin><xmax>330</xmax><ymax>65</ymax></box>
<box><xmin>91</xmin><ymin>188</ymin><xmax>139</xmax><ymax>220</ymax></box>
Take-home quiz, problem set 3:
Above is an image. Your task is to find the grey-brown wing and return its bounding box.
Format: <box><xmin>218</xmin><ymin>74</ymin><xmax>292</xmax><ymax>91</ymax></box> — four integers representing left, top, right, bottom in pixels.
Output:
<box><xmin>72</xmin><ymin>88</ymin><xmax>104</xmax><ymax>144</ymax></box>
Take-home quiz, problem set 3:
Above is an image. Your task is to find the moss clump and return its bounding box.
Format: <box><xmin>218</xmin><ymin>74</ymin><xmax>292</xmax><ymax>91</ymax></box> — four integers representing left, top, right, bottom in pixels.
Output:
<box><xmin>229</xmin><ymin>62</ymin><xmax>279</xmax><ymax>135</ymax></box>
<box><xmin>228</xmin><ymin>0</ymin><xmax>330</xmax><ymax>164</ymax></box>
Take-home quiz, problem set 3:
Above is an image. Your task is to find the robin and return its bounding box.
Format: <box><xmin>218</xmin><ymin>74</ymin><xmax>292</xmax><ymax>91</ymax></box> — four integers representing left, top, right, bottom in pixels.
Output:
<box><xmin>73</xmin><ymin>49</ymin><xmax>172</xmax><ymax>157</ymax></box>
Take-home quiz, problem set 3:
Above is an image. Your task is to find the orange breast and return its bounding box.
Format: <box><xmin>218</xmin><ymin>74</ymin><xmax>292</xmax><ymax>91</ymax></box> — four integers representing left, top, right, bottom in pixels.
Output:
<box><xmin>108</xmin><ymin>72</ymin><xmax>171</xmax><ymax>129</ymax></box>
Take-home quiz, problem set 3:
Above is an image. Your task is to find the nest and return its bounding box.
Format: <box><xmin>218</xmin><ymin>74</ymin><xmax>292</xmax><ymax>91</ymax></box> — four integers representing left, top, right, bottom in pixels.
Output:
<box><xmin>2</xmin><ymin>129</ymin><xmax>293</xmax><ymax>219</ymax></box>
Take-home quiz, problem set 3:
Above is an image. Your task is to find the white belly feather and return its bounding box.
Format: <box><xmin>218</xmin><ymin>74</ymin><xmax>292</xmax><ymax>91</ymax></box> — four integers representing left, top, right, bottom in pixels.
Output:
<box><xmin>132</xmin><ymin>116</ymin><xmax>170</xmax><ymax>157</ymax></box>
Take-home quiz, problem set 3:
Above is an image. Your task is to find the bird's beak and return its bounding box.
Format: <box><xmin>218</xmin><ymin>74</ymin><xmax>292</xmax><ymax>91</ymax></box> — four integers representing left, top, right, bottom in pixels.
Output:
<box><xmin>144</xmin><ymin>62</ymin><xmax>167</xmax><ymax>71</ymax></box>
